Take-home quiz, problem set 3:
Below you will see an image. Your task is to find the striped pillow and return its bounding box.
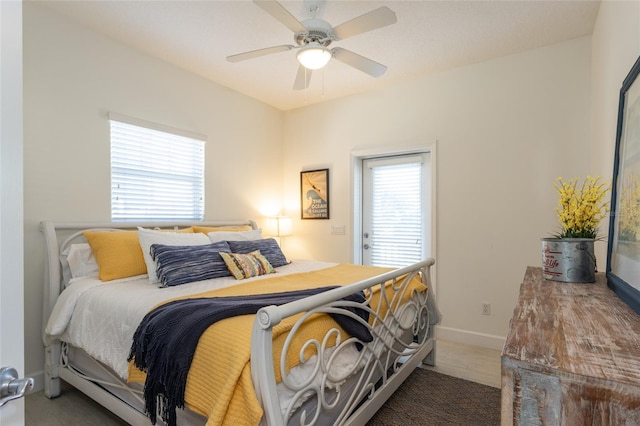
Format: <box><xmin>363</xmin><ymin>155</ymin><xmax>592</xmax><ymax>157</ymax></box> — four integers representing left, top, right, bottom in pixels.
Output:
<box><xmin>220</xmin><ymin>250</ymin><xmax>275</xmax><ymax>280</ymax></box>
<box><xmin>138</xmin><ymin>227</ymin><xmax>210</xmax><ymax>284</ymax></box>
<box><xmin>227</xmin><ymin>238</ymin><xmax>289</xmax><ymax>268</ymax></box>
<box><xmin>150</xmin><ymin>241</ymin><xmax>231</xmax><ymax>287</ymax></box>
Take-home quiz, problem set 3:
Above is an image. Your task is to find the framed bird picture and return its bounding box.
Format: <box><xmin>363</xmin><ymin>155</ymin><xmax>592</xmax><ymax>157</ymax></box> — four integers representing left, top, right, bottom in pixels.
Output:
<box><xmin>300</xmin><ymin>169</ymin><xmax>330</xmax><ymax>219</ymax></box>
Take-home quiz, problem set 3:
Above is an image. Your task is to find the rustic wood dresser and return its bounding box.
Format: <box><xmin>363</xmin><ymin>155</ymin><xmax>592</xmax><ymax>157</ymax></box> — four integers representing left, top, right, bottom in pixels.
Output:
<box><xmin>501</xmin><ymin>266</ymin><xmax>640</xmax><ymax>425</ymax></box>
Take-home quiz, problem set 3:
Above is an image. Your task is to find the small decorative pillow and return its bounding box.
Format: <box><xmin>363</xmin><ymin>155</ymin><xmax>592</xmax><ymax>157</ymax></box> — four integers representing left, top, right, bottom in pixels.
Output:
<box><xmin>227</xmin><ymin>238</ymin><xmax>289</xmax><ymax>268</ymax></box>
<box><xmin>84</xmin><ymin>231</ymin><xmax>147</xmax><ymax>281</ymax></box>
<box><xmin>220</xmin><ymin>250</ymin><xmax>275</xmax><ymax>280</ymax></box>
<box><xmin>207</xmin><ymin>229</ymin><xmax>262</xmax><ymax>243</ymax></box>
<box><xmin>150</xmin><ymin>241</ymin><xmax>231</xmax><ymax>287</ymax></box>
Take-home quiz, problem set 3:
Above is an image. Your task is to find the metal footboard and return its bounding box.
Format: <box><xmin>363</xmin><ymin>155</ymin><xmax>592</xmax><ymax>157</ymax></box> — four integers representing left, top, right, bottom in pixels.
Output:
<box><xmin>251</xmin><ymin>258</ymin><xmax>438</xmax><ymax>426</ymax></box>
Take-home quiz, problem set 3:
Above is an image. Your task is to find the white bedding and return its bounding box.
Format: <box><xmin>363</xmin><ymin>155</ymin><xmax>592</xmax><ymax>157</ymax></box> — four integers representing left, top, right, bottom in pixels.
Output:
<box><xmin>45</xmin><ymin>259</ymin><xmax>338</xmax><ymax>380</ymax></box>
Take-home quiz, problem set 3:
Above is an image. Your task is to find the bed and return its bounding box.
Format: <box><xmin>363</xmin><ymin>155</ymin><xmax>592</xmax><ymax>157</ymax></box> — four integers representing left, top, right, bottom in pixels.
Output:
<box><xmin>41</xmin><ymin>220</ymin><xmax>439</xmax><ymax>426</ymax></box>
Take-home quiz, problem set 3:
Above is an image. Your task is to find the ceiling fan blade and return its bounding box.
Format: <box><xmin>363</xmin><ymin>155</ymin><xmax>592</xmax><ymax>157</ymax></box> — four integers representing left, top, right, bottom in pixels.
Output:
<box><xmin>254</xmin><ymin>0</ymin><xmax>307</xmax><ymax>34</ymax></box>
<box><xmin>332</xmin><ymin>6</ymin><xmax>397</xmax><ymax>40</ymax></box>
<box><xmin>332</xmin><ymin>47</ymin><xmax>387</xmax><ymax>77</ymax></box>
<box><xmin>226</xmin><ymin>45</ymin><xmax>294</xmax><ymax>63</ymax></box>
<box><xmin>293</xmin><ymin>65</ymin><xmax>312</xmax><ymax>90</ymax></box>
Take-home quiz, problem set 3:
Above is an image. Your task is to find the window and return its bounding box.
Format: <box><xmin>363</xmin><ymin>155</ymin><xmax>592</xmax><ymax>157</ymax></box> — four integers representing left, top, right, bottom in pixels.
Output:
<box><xmin>109</xmin><ymin>113</ymin><xmax>205</xmax><ymax>222</ymax></box>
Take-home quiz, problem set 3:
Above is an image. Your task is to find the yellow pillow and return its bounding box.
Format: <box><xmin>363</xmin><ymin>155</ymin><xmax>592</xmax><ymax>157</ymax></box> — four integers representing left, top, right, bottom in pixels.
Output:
<box><xmin>193</xmin><ymin>225</ymin><xmax>252</xmax><ymax>233</ymax></box>
<box><xmin>83</xmin><ymin>231</ymin><xmax>147</xmax><ymax>281</ymax></box>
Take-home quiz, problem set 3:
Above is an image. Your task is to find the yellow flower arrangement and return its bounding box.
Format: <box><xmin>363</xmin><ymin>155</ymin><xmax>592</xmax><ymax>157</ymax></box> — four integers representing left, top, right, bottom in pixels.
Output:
<box><xmin>554</xmin><ymin>176</ymin><xmax>610</xmax><ymax>239</ymax></box>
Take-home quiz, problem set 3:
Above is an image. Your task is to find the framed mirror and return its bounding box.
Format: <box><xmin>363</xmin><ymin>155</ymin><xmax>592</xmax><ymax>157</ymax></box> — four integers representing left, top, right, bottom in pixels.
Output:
<box><xmin>607</xmin><ymin>55</ymin><xmax>640</xmax><ymax>314</ymax></box>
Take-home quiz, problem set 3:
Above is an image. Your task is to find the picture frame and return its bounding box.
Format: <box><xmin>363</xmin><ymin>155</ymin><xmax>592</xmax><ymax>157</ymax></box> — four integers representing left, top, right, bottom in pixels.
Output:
<box><xmin>607</xmin><ymin>55</ymin><xmax>640</xmax><ymax>315</ymax></box>
<box><xmin>300</xmin><ymin>168</ymin><xmax>330</xmax><ymax>219</ymax></box>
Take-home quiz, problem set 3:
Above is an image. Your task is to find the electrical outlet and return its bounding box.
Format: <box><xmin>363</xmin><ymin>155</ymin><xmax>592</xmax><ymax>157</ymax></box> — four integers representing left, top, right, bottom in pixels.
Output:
<box><xmin>482</xmin><ymin>303</ymin><xmax>491</xmax><ymax>316</ymax></box>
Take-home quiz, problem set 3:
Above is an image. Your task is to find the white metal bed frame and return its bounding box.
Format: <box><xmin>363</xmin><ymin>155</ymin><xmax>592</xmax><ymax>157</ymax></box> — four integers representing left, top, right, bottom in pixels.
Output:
<box><xmin>40</xmin><ymin>220</ymin><xmax>438</xmax><ymax>425</ymax></box>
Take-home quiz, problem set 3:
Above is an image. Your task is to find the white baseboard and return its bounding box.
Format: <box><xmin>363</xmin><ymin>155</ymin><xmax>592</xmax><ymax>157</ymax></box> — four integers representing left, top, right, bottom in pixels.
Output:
<box><xmin>435</xmin><ymin>325</ymin><xmax>506</xmax><ymax>351</ymax></box>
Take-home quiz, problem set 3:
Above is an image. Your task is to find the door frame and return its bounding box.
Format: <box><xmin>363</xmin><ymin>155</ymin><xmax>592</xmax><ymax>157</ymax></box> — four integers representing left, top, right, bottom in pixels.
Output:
<box><xmin>1</xmin><ymin>0</ymin><xmax>26</xmax><ymax>424</ymax></box>
<box><xmin>350</xmin><ymin>142</ymin><xmax>437</xmax><ymax>270</ymax></box>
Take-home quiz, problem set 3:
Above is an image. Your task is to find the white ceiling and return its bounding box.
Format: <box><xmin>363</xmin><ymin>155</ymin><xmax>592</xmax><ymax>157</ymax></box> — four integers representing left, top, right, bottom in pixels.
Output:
<box><xmin>38</xmin><ymin>0</ymin><xmax>601</xmax><ymax>111</ymax></box>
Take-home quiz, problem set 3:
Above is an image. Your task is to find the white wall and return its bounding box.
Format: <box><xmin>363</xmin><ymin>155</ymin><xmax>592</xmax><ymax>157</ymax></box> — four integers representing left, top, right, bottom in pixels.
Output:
<box><xmin>590</xmin><ymin>0</ymin><xmax>640</xmax><ymax>264</ymax></box>
<box><xmin>283</xmin><ymin>37</ymin><xmax>593</xmax><ymax>348</ymax></box>
<box><xmin>22</xmin><ymin>3</ymin><xmax>284</xmax><ymax>384</ymax></box>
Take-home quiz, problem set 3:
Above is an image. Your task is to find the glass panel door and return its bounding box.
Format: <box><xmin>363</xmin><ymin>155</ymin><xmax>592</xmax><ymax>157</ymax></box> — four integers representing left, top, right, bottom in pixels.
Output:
<box><xmin>362</xmin><ymin>153</ymin><xmax>430</xmax><ymax>267</ymax></box>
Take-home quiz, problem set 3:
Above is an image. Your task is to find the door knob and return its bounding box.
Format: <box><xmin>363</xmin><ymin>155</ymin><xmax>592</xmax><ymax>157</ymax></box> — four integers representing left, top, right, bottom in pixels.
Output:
<box><xmin>0</xmin><ymin>367</ymin><xmax>34</xmax><ymax>407</ymax></box>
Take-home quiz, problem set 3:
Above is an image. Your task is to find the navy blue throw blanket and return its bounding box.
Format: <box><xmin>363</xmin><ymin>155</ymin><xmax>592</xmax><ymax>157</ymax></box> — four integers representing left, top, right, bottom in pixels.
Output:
<box><xmin>128</xmin><ymin>286</ymin><xmax>371</xmax><ymax>426</ymax></box>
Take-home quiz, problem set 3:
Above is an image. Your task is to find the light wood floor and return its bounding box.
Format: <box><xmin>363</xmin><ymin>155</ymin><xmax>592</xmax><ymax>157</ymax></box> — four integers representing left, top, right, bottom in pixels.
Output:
<box><xmin>25</xmin><ymin>339</ymin><xmax>502</xmax><ymax>425</ymax></box>
<box><xmin>423</xmin><ymin>339</ymin><xmax>502</xmax><ymax>388</ymax></box>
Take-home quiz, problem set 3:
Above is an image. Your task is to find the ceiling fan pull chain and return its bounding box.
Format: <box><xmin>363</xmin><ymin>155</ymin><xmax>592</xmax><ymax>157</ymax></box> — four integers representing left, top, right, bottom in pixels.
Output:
<box><xmin>304</xmin><ymin>67</ymin><xmax>308</xmax><ymax>103</ymax></box>
<box><xmin>321</xmin><ymin>68</ymin><xmax>325</xmax><ymax>99</ymax></box>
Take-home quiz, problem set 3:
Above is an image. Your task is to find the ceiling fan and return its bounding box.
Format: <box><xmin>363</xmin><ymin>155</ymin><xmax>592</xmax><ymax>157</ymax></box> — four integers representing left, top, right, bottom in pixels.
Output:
<box><xmin>226</xmin><ymin>0</ymin><xmax>397</xmax><ymax>90</ymax></box>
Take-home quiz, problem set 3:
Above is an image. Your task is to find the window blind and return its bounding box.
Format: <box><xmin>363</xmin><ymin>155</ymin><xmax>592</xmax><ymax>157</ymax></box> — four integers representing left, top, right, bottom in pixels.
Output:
<box><xmin>110</xmin><ymin>117</ymin><xmax>205</xmax><ymax>222</ymax></box>
<box><xmin>369</xmin><ymin>160</ymin><xmax>423</xmax><ymax>267</ymax></box>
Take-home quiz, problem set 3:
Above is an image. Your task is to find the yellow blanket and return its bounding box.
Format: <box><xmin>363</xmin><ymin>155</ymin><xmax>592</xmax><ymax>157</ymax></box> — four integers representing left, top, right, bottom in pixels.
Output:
<box><xmin>128</xmin><ymin>263</ymin><xmax>425</xmax><ymax>425</ymax></box>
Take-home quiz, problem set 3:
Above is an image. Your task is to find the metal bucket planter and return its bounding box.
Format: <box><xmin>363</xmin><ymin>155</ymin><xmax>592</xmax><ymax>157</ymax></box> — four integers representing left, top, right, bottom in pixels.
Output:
<box><xmin>541</xmin><ymin>238</ymin><xmax>596</xmax><ymax>283</ymax></box>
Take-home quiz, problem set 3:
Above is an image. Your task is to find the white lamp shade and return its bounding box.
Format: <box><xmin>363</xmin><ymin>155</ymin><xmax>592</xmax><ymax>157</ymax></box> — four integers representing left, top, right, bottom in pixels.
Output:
<box><xmin>265</xmin><ymin>216</ymin><xmax>293</xmax><ymax>237</ymax></box>
<box><xmin>297</xmin><ymin>45</ymin><xmax>332</xmax><ymax>70</ymax></box>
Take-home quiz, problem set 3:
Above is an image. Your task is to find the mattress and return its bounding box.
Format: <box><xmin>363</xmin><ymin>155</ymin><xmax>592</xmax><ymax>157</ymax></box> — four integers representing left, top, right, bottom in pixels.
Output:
<box><xmin>45</xmin><ymin>259</ymin><xmax>338</xmax><ymax>380</ymax></box>
<box><xmin>46</xmin><ymin>258</ymin><xmax>400</xmax><ymax>424</ymax></box>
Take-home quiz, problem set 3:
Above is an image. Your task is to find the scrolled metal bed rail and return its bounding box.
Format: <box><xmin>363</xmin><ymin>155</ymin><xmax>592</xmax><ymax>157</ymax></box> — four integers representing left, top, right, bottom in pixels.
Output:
<box><xmin>251</xmin><ymin>258</ymin><xmax>437</xmax><ymax>426</ymax></box>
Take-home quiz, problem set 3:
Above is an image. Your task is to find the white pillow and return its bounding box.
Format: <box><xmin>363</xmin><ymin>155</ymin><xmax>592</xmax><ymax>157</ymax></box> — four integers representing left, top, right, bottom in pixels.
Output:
<box><xmin>207</xmin><ymin>229</ymin><xmax>262</xmax><ymax>243</ymax></box>
<box><xmin>137</xmin><ymin>227</ymin><xmax>210</xmax><ymax>284</ymax></box>
<box><xmin>67</xmin><ymin>243</ymin><xmax>99</xmax><ymax>279</ymax></box>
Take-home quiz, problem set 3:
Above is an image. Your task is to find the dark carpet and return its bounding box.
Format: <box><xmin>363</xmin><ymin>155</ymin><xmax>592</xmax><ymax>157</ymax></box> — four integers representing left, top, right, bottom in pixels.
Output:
<box><xmin>367</xmin><ymin>368</ymin><xmax>501</xmax><ymax>425</ymax></box>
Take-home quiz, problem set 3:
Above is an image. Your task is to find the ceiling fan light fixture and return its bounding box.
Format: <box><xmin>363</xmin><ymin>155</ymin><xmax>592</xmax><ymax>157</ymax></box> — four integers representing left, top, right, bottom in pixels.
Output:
<box><xmin>297</xmin><ymin>44</ymin><xmax>332</xmax><ymax>70</ymax></box>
